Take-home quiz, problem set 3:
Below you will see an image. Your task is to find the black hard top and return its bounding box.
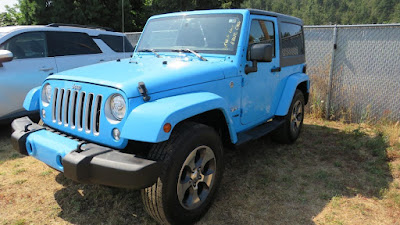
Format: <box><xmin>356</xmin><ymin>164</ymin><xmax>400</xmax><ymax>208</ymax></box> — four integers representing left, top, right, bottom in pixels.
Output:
<box><xmin>248</xmin><ymin>9</ymin><xmax>303</xmax><ymax>25</ymax></box>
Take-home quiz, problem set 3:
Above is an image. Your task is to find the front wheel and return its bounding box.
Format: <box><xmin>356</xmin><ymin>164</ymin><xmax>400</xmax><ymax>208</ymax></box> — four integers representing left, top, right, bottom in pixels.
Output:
<box><xmin>141</xmin><ymin>122</ymin><xmax>224</xmax><ymax>225</ymax></box>
<box><xmin>272</xmin><ymin>89</ymin><xmax>305</xmax><ymax>144</ymax></box>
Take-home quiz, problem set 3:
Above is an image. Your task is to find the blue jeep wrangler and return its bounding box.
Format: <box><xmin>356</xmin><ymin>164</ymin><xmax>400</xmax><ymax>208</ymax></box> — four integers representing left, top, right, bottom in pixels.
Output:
<box><xmin>11</xmin><ymin>9</ymin><xmax>309</xmax><ymax>224</ymax></box>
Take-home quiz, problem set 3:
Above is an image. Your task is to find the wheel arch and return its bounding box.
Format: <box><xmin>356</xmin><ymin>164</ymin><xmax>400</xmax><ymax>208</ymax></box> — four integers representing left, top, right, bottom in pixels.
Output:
<box><xmin>275</xmin><ymin>73</ymin><xmax>309</xmax><ymax>116</ymax></box>
<box><xmin>179</xmin><ymin>109</ymin><xmax>234</xmax><ymax>147</ymax></box>
<box><xmin>120</xmin><ymin>92</ymin><xmax>238</xmax><ymax>144</ymax></box>
<box><xmin>297</xmin><ymin>81</ymin><xmax>309</xmax><ymax>105</ymax></box>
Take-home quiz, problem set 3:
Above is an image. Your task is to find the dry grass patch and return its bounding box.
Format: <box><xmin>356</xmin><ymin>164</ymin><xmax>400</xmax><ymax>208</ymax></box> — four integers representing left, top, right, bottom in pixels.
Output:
<box><xmin>314</xmin><ymin>195</ymin><xmax>400</xmax><ymax>225</ymax></box>
<box><xmin>1</xmin><ymin>118</ymin><xmax>400</xmax><ymax>225</ymax></box>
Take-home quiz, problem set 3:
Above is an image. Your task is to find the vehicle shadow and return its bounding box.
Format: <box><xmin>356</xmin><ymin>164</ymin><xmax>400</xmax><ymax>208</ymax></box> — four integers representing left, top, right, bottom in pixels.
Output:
<box><xmin>0</xmin><ymin>123</ymin><xmax>21</xmax><ymax>162</ymax></box>
<box><xmin>53</xmin><ymin>123</ymin><xmax>392</xmax><ymax>225</ymax></box>
<box><xmin>0</xmin><ymin>114</ymin><xmax>39</xmax><ymax>162</ymax></box>
<box><xmin>0</xmin><ymin>123</ymin><xmax>11</xmax><ymax>138</ymax></box>
<box><xmin>53</xmin><ymin>175</ymin><xmax>153</xmax><ymax>224</ymax></box>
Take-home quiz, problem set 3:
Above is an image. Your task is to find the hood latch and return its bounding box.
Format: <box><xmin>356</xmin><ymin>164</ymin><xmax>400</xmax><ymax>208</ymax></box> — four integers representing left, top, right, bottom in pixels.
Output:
<box><xmin>138</xmin><ymin>82</ymin><xmax>151</xmax><ymax>102</ymax></box>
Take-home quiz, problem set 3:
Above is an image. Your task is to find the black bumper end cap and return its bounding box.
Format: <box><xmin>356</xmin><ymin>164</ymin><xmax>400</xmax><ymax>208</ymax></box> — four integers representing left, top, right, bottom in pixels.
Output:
<box><xmin>10</xmin><ymin>116</ymin><xmax>44</xmax><ymax>156</ymax></box>
<box><xmin>63</xmin><ymin>144</ymin><xmax>162</xmax><ymax>190</ymax></box>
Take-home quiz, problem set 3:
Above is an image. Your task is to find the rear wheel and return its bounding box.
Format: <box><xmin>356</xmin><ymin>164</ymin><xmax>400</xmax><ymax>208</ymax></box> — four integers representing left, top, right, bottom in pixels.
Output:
<box><xmin>272</xmin><ymin>89</ymin><xmax>305</xmax><ymax>144</ymax></box>
<box><xmin>141</xmin><ymin>122</ymin><xmax>224</xmax><ymax>224</ymax></box>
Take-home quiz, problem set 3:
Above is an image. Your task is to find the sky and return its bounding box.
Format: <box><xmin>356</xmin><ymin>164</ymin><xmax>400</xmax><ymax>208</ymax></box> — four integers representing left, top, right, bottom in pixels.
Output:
<box><xmin>0</xmin><ymin>0</ymin><xmax>18</xmax><ymax>13</ymax></box>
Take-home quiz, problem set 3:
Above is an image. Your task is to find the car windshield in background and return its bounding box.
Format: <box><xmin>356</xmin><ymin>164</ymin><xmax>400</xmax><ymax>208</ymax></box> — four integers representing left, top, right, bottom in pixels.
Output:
<box><xmin>136</xmin><ymin>14</ymin><xmax>243</xmax><ymax>55</ymax></box>
<box><xmin>98</xmin><ymin>34</ymin><xmax>134</xmax><ymax>53</ymax></box>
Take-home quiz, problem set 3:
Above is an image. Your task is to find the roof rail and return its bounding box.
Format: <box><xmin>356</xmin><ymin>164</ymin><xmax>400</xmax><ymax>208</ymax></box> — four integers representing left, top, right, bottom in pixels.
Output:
<box><xmin>46</xmin><ymin>23</ymin><xmax>114</xmax><ymax>32</ymax></box>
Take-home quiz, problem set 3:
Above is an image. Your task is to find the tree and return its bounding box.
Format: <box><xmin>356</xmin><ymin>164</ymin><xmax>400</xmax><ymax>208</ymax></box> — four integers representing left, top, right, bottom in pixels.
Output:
<box><xmin>390</xmin><ymin>3</ymin><xmax>400</xmax><ymax>23</ymax></box>
<box><xmin>145</xmin><ymin>0</ymin><xmax>222</xmax><ymax>15</ymax></box>
<box><xmin>16</xmin><ymin>0</ymin><xmax>147</xmax><ymax>31</ymax></box>
<box><xmin>0</xmin><ymin>5</ymin><xmax>22</xmax><ymax>26</ymax></box>
<box><xmin>240</xmin><ymin>0</ymin><xmax>400</xmax><ymax>25</ymax></box>
<box><xmin>8</xmin><ymin>0</ymin><xmax>400</xmax><ymax>28</ymax></box>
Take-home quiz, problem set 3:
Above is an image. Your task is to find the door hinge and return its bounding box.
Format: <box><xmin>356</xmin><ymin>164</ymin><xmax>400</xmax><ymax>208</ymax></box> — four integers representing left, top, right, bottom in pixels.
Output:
<box><xmin>241</xmin><ymin>77</ymin><xmax>245</xmax><ymax>87</ymax></box>
<box><xmin>271</xmin><ymin>67</ymin><xmax>281</xmax><ymax>73</ymax></box>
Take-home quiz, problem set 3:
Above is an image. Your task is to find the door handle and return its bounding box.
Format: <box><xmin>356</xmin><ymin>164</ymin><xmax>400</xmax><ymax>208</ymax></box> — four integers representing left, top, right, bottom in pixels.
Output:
<box><xmin>40</xmin><ymin>67</ymin><xmax>54</xmax><ymax>72</ymax></box>
<box><xmin>99</xmin><ymin>59</ymin><xmax>105</xmax><ymax>62</ymax></box>
<box><xmin>271</xmin><ymin>67</ymin><xmax>281</xmax><ymax>72</ymax></box>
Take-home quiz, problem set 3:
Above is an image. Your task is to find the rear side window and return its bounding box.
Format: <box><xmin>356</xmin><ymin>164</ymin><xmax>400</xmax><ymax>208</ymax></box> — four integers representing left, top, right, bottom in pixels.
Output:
<box><xmin>0</xmin><ymin>32</ymin><xmax>47</xmax><ymax>59</ymax></box>
<box><xmin>249</xmin><ymin>20</ymin><xmax>275</xmax><ymax>57</ymax></box>
<box><xmin>280</xmin><ymin>23</ymin><xmax>304</xmax><ymax>57</ymax></box>
<box><xmin>98</xmin><ymin>34</ymin><xmax>134</xmax><ymax>52</ymax></box>
<box><xmin>47</xmin><ymin>32</ymin><xmax>102</xmax><ymax>56</ymax></box>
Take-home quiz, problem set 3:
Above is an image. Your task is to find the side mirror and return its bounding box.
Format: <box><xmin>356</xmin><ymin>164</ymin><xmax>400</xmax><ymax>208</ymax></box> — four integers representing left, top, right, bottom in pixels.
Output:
<box><xmin>245</xmin><ymin>43</ymin><xmax>273</xmax><ymax>74</ymax></box>
<box><xmin>249</xmin><ymin>43</ymin><xmax>273</xmax><ymax>62</ymax></box>
<box><xmin>0</xmin><ymin>50</ymin><xmax>13</xmax><ymax>67</ymax></box>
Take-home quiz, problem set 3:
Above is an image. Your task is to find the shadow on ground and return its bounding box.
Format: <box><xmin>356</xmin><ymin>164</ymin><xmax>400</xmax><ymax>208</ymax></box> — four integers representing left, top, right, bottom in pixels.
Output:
<box><xmin>0</xmin><ymin>124</ymin><xmax>11</xmax><ymax>136</ymax></box>
<box><xmin>0</xmin><ymin>123</ymin><xmax>22</xmax><ymax>163</ymax></box>
<box><xmin>0</xmin><ymin>114</ymin><xmax>40</xmax><ymax>162</ymax></box>
<box><xmin>49</xmin><ymin>123</ymin><xmax>392</xmax><ymax>224</ymax></box>
<box><xmin>54</xmin><ymin>176</ymin><xmax>151</xmax><ymax>224</ymax></box>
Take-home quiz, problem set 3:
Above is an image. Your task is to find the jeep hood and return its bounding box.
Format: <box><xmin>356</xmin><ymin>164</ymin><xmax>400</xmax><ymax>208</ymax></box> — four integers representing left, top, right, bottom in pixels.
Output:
<box><xmin>48</xmin><ymin>56</ymin><xmax>237</xmax><ymax>98</ymax></box>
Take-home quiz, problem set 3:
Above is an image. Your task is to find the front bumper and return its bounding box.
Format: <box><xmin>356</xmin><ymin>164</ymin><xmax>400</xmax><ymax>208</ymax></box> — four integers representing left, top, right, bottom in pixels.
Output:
<box><xmin>11</xmin><ymin>117</ymin><xmax>161</xmax><ymax>189</ymax></box>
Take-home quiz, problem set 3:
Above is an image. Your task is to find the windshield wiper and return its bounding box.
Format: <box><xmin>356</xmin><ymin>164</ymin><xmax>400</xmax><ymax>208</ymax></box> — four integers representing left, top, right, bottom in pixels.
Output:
<box><xmin>171</xmin><ymin>49</ymin><xmax>207</xmax><ymax>61</ymax></box>
<box><xmin>138</xmin><ymin>49</ymin><xmax>161</xmax><ymax>58</ymax></box>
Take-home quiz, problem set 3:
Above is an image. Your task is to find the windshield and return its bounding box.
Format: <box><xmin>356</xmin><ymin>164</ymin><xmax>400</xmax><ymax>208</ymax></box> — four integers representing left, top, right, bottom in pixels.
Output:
<box><xmin>136</xmin><ymin>14</ymin><xmax>243</xmax><ymax>55</ymax></box>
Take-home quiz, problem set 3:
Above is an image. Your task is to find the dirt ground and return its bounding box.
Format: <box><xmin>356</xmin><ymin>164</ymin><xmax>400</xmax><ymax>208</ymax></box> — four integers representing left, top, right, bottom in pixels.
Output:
<box><xmin>0</xmin><ymin>118</ymin><xmax>399</xmax><ymax>225</ymax></box>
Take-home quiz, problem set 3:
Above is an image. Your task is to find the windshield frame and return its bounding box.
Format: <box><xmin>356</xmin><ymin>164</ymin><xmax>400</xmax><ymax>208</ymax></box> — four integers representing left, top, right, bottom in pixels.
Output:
<box><xmin>136</xmin><ymin>13</ymin><xmax>243</xmax><ymax>56</ymax></box>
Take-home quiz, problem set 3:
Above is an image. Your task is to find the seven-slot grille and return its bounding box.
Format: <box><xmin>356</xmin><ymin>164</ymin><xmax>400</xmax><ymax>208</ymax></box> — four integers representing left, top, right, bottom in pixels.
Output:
<box><xmin>51</xmin><ymin>88</ymin><xmax>103</xmax><ymax>135</ymax></box>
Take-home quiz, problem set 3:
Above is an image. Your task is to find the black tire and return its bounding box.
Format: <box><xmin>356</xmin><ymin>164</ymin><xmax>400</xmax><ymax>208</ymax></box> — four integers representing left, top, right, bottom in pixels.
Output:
<box><xmin>272</xmin><ymin>89</ymin><xmax>305</xmax><ymax>144</ymax></box>
<box><xmin>141</xmin><ymin>122</ymin><xmax>224</xmax><ymax>225</ymax></box>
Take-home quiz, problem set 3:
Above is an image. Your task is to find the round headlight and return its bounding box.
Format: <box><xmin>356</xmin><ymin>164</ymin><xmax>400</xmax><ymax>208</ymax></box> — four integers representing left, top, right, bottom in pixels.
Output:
<box><xmin>110</xmin><ymin>94</ymin><xmax>126</xmax><ymax>120</ymax></box>
<box><xmin>42</xmin><ymin>83</ymin><xmax>51</xmax><ymax>105</ymax></box>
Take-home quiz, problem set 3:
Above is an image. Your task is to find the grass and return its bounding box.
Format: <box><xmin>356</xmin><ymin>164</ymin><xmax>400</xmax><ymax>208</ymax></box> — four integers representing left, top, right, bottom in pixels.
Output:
<box><xmin>12</xmin><ymin>169</ymin><xmax>26</xmax><ymax>175</ymax></box>
<box><xmin>12</xmin><ymin>179</ymin><xmax>27</xmax><ymax>185</ymax></box>
<box><xmin>0</xmin><ymin>117</ymin><xmax>400</xmax><ymax>224</ymax></box>
<box><xmin>39</xmin><ymin>170</ymin><xmax>53</xmax><ymax>177</ymax></box>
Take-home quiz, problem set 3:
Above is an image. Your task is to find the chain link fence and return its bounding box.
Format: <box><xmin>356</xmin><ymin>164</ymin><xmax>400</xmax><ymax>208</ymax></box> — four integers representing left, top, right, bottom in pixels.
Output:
<box><xmin>126</xmin><ymin>24</ymin><xmax>400</xmax><ymax>122</ymax></box>
<box><xmin>305</xmin><ymin>24</ymin><xmax>400</xmax><ymax>122</ymax></box>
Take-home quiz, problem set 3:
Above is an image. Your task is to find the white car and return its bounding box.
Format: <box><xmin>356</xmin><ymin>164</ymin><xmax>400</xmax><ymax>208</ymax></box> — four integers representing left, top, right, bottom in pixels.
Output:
<box><xmin>0</xmin><ymin>24</ymin><xmax>134</xmax><ymax>121</ymax></box>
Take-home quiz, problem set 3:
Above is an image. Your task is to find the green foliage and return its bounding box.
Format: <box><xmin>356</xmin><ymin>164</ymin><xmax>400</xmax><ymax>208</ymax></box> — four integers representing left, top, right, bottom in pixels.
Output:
<box><xmin>241</xmin><ymin>0</ymin><xmax>400</xmax><ymax>25</ymax></box>
<box><xmin>16</xmin><ymin>0</ymin><xmax>147</xmax><ymax>31</ymax></box>
<box><xmin>0</xmin><ymin>12</ymin><xmax>15</xmax><ymax>26</ymax></box>
<box><xmin>3</xmin><ymin>0</ymin><xmax>400</xmax><ymax>29</ymax></box>
<box><xmin>0</xmin><ymin>6</ymin><xmax>21</xmax><ymax>26</ymax></box>
<box><xmin>144</xmin><ymin>0</ymin><xmax>244</xmax><ymax>15</ymax></box>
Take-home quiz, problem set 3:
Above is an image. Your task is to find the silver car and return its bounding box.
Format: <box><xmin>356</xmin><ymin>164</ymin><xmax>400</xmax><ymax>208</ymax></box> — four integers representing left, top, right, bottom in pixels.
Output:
<box><xmin>0</xmin><ymin>24</ymin><xmax>134</xmax><ymax>121</ymax></box>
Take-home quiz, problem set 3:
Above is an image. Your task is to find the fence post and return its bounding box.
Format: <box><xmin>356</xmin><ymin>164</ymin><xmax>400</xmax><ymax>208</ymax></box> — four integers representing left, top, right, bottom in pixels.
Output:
<box><xmin>325</xmin><ymin>24</ymin><xmax>338</xmax><ymax>119</ymax></box>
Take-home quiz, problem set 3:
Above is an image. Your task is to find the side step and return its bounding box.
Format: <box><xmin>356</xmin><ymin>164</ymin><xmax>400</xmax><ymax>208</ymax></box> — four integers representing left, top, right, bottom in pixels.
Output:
<box><xmin>236</xmin><ymin>119</ymin><xmax>285</xmax><ymax>145</ymax></box>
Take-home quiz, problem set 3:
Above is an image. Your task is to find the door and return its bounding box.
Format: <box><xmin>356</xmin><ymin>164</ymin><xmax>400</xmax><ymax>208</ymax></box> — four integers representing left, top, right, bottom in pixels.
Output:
<box><xmin>46</xmin><ymin>31</ymin><xmax>104</xmax><ymax>72</ymax></box>
<box><xmin>241</xmin><ymin>16</ymin><xmax>281</xmax><ymax>125</ymax></box>
<box><xmin>0</xmin><ymin>31</ymin><xmax>57</xmax><ymax>118</ymax></box>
